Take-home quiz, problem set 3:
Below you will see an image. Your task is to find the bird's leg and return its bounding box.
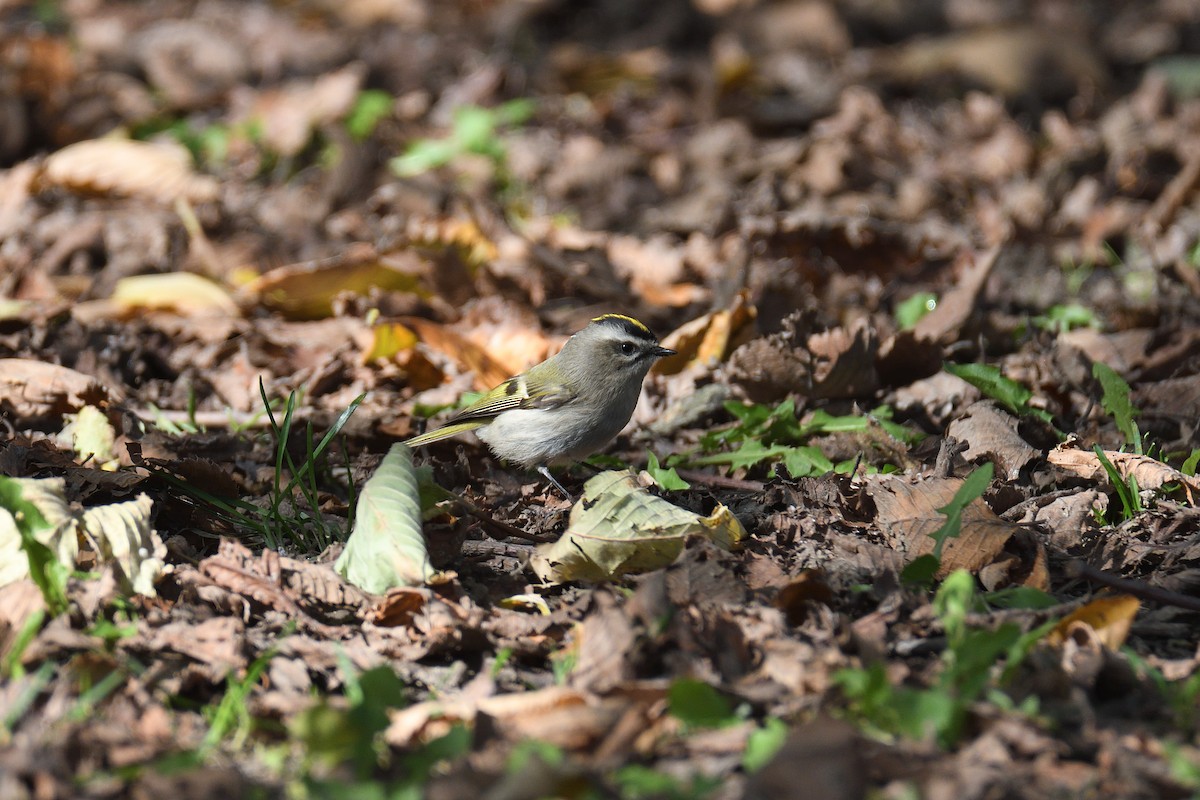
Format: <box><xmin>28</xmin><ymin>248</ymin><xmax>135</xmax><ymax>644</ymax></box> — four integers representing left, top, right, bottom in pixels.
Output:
<box><xmin>537</xmin><ymin>465</ymin><xmax>574</xmax><ymax>501</ymax></box>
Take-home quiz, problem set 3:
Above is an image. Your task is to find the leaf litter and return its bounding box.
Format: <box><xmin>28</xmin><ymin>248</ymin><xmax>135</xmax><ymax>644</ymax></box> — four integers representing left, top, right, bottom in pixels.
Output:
<box><xmin>3</xmin><ymin>1</ymin><xmax>1200</xmax><ymax>798</ymax></box>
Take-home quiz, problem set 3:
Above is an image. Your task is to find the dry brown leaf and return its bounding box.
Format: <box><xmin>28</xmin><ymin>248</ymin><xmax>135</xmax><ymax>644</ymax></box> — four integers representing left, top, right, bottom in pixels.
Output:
<box><xmin>243</xmin><ymin>64</ymin><xmax>365</xmax><ymax>157</ymax></box>
<box><xmin>912</xmin><ymin>246</ymin><xmax>1000</xmax><ymax>344</ymax></box>
<box><xmin>141</xmin><ymin>616</ymin><xmax>246</xmax><ymax>673</ymax></box>
<box><xmin>881</xmin><ymin>25</ymin><xmax>1105</xmax><ymax>99</ymax></box>
<box><xmin>867</xmin><ymin>474</ymin><xmax>1048</xmax><ymax>587</ymax></box>
<box><xmin>655</xmin><ymin>290</ymin><xmax>756</xmax><ymax>375</ymax></box>
<box><xmin>726</xmin><ymin>312</ymin><xmax>878</xmax><ymax>402</ymax></box>
<box><xmin>454</xmin><ymin>302</ymin><xmax>556</xmax><ymax>377</ymax></box>
<box><xmin>400</xmin><ymin>316</ymin><xmax>518</xmax><ymax>391</ymax></box>
<box><xmin>40</xmin><ymin>139</ymin><xmax>219</xmax><ymax>204</ymax></box>
<box><xmin>947</xmin><ymin>402</ymin><xmax>1040</xmax><ymax>481</ymax></box>
<box><xmin>370</xmin><ymin>586</ymin><xmax>431</xmax><ymax>627</ymax></box>
<box><xmin>0</xmin><ymin>359</ymin><xmax>120</xmax><ymax>422</ymax></box>
<box><xmin>772</xmin><ymin>569</ymin><xmax>834</xmax><ymax>626</ymax></box>
<box><xmin>1046</xmin><ymin>594</ymin><xmax>1139</xmax><ymax>650</ymax></box>
<box><xmin>0</xmin><ymin>580</ymin><xmax>47</xmax><ymax>661</ymax></box>
<box><xmin>385</xmin><ymin>685</ymin><xmax>628</xmax><ymax>751</ymax></box>
<box><xmin>1047</xmin><ymin>442</ymin><xmax>1200</xmax><ymax>502</ymax></box>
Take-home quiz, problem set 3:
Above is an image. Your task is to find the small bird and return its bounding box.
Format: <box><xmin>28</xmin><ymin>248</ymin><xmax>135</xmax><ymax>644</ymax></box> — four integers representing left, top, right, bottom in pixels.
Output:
<box><xmin>405</xmin><ymin>314</ymin><xmax>675</xmax><ymax>496</ymax></box>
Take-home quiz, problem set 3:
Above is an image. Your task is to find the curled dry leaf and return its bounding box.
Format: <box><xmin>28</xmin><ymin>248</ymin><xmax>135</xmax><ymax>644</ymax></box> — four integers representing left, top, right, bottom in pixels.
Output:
<box><xmin>726</xmin><ymin>312</ymin><xmax>878</xmax><ymax>402</ymax></box>
<box><xmin>385</xmin><ymin>685</ymin><xmax>628</xmax><ymax>751</ymax></box>
<box><xmin>80</xmin><ymin>494</ymin><xmax>167</xmax><ymax>597</ymax></box>
<box><xmin>243</xmin><ymin>64</ymin><xmax>365</xmax><ymax>157</ymax></box>
<box><xmin>1046</xmin><ymin>594</ymin><xmax>1139</xmax><ymax>651</ymax></box>
<box><xmin>530</xmin><ymin>470</ymin><xmax>746</xmax><ymax>583</ymax></box>
<box><xmin>655</xmin><ymin>289</ymin><xmax>757</xmax><ymax>375</ymax></box>
<box><xmin>0</xmin><ymin>477</ymin><xmax>167</xmax><ymax>597</ymax></box>
<box><xmin>946</xmin><ymin>401</ymin><xmax>1040</xmax><ymax>481</ymax></box>
<box><xmin>400</xmin><ymin>316</ymin><xmax>519</xmax><ymax>390</ymax></box>
<box><xmin>0</xmin><ymin>359</ymin><xmax>120</xmax><ymax>422</ymax></box>
<box><xmin>40</xmin><ymin>139</ymin><xmax>219</xmax><ymax>204</ymax></box>
<box><xmin>1047</xmin><ymin>442</ymin><xmax>1200</xmax><ymax>503</ymax></box>
<box><xmin>911</xmin><ymin>246</ymin><xmax>1000</xmax><ymax>345</ymax></box>
<box><xmin>0</xmin><ymin>477</ymin><xmax>78</xmax><ymax>589</ymax></box>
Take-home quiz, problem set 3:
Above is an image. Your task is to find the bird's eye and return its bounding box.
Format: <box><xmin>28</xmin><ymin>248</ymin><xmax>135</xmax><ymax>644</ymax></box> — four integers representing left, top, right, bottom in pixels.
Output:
<box><xmin>620</xmin><ymin>342</ymin><xmax>636</xmax><ymax>356</ymax></box>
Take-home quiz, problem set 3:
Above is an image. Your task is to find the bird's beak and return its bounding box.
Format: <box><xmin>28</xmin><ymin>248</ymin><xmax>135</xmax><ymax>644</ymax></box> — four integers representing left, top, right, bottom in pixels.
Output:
<box><xmin>653</xmin><ymin>346</ymin><xmax>676</xmax><ymax>357</ymax></box>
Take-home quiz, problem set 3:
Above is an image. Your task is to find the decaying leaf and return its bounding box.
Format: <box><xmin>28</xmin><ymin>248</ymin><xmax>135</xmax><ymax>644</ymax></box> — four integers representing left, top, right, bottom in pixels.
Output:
<box><xmin>39</xmin><ymin>138</ymin><xmax>219</xmax><ymax>204</ymax></box>
<box><xmin>866</xmin><ymin>474</ymin><xmax>1048</xmax><ymax>588</ymax></box>
<box><xmin>946</xmin><ymin>402</ymin><xmax>1040</xmax><ymax>481</ymax></box>
<box><xmin>0</xmin><ymin>359</ymin><xmax>120</xmax><ymax>422</ymax></box>
<box><xmin>530</xmin><ymin>470</ymin><xmax>746</xmax><ymax>583</ymax></box>
<box><xmin>911</xmin><ymin>247</ymin><xmax>1000</xmax><ymax>345</ymax></box>
<box><xmin>399</xmin><ymin>316</ymin><xmax>519</xmax><ymax>390</ymax></box>
<box><xmin>335</xmin><ymin>443</ymin><xmax>432</xmax><ymax>592</ymax></box>
<box><xmin>1046</xmin><ymin>594</ymin><xmax>1139</xmax><ymax>650</ymax></box>
<box><xmin>80</xmin><ymin>494</ymin><xmax>166</xmax><ymax>597</ymax></box>
<box><xmin>1047</xmin><ymin>442</ymin><xmax>1200</xmax><ymax>502</ymax></box>
<box><xmin>0</xmin><ymin>477</ymin><xmax>167</xmax><ymax>596</ymax></box>
<box><xmin>726</xmin><ymin>311</ymin><xmax>878</xmax><ymax>402</ymax></box>
<box><xmin>111</xmin><ymin>272</ymin><xmax>240</xmax><ymax>317</ymax></box>
<box><xmin>363</xmin><ymin>321</ymin><xmax>419</xmax><ymax>363</ymax></box>
<box><xmin>385</xmin><ymin>685</ymin><xmax>631</xmax><ymax>751</ymax></box>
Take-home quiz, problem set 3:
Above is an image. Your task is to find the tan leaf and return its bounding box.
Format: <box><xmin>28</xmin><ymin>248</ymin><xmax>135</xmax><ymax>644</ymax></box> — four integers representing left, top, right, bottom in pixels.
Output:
<box><xmin>401</xmin><ymin>316</ymin><xmax>520</xmax><ymax>391</ymax></box>
<box><xmin>1047</xmin><ymin>442</ymin><xmax>1200</xmax><ymax>502</ymax></box>
<box><xmin>0</xmin><ymin>359</ymin><xmax>120</xmax><ymax>421</ymax></box>
<box><xmin>866</xmin><ymin>474</ymin><xmax>1048</xmax><ymax>588</ymax></box>
<box><xmin>912</xmin><ymin>246</ymin><xmax>999</xmax><ymax>344</ymax></box>
<box><xmin>244</xmin><ymin>64</ymin><xmax>365</xmax><ymax>157</ymax></box>
<box><xmin>40</xmin><ymin>139</ymin><xmax>219</xmax><ymax>204</ymax></box>
<box><xmin>385</xmin><ymin>685</ymin><xmax>630</xmax><ymax>752</ymax></box>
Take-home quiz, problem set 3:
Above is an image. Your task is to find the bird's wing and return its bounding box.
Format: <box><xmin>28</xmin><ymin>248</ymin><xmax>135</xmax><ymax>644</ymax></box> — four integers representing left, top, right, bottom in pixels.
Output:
<box><xmin>449</xmin><ymin>374</ymin><xmax>573</xmax><ymax>422</ymax></box>
<box><xmin>403</xmin><ymin>374</ymin><xmax>572</xmax><ymax>447</ymax></box>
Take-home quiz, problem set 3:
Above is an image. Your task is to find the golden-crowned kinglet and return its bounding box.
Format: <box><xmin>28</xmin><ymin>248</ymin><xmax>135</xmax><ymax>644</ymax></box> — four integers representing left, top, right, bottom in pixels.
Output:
<box><xmin>405</xmin><ymin>314</ymin><xmax>675</xmax><ymax>495</ymax></box>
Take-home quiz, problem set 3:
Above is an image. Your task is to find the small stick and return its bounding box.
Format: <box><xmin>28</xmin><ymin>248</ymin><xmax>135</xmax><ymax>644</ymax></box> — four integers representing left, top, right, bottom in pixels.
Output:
<box><xmin>1067</xmin><ymin>559</ymin><xmax>1200</xmax><ymax>613</ymax></box>
<box><xmin>675</xmin><ymin>469</ymin><xmax>764</xmax><ymax>492</ymax></box>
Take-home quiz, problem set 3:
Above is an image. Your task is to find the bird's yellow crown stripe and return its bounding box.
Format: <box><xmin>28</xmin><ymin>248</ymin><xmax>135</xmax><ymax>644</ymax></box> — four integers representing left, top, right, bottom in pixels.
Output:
<box><xmin>591</xmin><ymin>314</ymin><xmax>651</xmax><ymax>335</ymax></box>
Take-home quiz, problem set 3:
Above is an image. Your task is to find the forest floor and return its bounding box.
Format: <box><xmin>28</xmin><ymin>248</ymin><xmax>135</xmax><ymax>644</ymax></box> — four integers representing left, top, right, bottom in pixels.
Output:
<box><xmin>2</xmin><ymin>0</ymin><xmax>1200</xmax><ymax>798</ymax></box>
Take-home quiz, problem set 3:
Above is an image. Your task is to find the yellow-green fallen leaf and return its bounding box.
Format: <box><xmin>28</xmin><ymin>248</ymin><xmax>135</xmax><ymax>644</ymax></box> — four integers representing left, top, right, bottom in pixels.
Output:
<box><xmin>530</xmin><ymin>470</ymin><xmax>746</xmax><ymax>583</ymax></box>
<box><xmin>112</xmin><ymin>272</ymin><xmax>239</xmax><ymax>317</ymax></box>
<box><xmin>60</xmin><ymin>404</ymin><xmax>117</xmax><ymax>468</ymax></box>
<box><xmin>335</xmin><ymin>443</ymin><xmax>432</xmax><ymax>592</ymax></box>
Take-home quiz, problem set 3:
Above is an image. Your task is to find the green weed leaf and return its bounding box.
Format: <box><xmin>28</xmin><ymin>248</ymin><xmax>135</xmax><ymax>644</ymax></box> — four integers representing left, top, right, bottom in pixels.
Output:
<box><xmin>1093</xmin><ymin>362</ymin><xmax>1141</xmax><ymax>452</ymax></box>
<box><xmin>646</xmin><ymin>451</ymin><xmax>690</xmax><ymax>490</ymax></box>
<box><xmin>668</xmin><ymin>679</ymin><xmax>735</xmax><ymax>729</ymax></box>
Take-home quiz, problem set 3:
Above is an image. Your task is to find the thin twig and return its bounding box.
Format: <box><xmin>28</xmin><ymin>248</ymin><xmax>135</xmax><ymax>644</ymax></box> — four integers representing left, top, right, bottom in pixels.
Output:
<box><xmin>675</xmin><ymin>469</ymin><xmax>765</xmax><ymax>492</ymax></box>
<box><xmin>1067</xmin><ymin>559</ymin><xmax>1200</xmax><ymax>613</ymax></box>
